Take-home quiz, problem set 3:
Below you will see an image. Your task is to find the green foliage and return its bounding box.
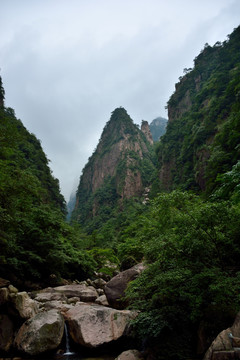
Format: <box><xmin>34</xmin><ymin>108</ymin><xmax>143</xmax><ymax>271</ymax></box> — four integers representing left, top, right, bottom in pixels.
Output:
<box><xmin>125</xmin><ymin>191</ymin><xmax>240</xmax><ymax>358</ymax></box>
<box><xmin>157</xmin><ymin>26</ymin><xmax>240</xmax><ymax>193</ymax></box>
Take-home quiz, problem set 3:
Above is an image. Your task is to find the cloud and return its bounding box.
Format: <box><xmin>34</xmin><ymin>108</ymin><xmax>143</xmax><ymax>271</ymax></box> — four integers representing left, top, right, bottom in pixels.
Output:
<box><xmin>0</xmin><ymin>0</ymin><xmax>239</xmax><ymax>200</ymax></box>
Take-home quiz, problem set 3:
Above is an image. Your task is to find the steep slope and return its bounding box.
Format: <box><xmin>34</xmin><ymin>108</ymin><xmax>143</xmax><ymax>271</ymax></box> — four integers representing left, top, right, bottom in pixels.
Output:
<box><xmin>0</xmin><ymin>77</ymin><xmax>68</xmax><ymax>281</ymax></box>
<box><xmin>157</xmin><ymin>25</ymin><xmax>240</xmax><ymax>193</ymax></box>
<box><xmin>71</xmin><ymin>107</ymin><xmax>156</xmax><ymax>232</ymax></box>
<box><xmin>149</xmin><ymin>116</ymin><xmax>167</xmax><ymax>141</ymax></box>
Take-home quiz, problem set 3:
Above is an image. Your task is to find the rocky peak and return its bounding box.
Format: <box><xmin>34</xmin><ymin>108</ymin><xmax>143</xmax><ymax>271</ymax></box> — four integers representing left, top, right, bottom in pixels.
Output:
<box><xmin>71</xmin><ymin>107</ymin><xmax>156</xmax><ymax>227</ymax></box>
<box><xmin>141</xmin><ymin>120</ymin><xmax>153</xmax><ymax>145</ymax></box>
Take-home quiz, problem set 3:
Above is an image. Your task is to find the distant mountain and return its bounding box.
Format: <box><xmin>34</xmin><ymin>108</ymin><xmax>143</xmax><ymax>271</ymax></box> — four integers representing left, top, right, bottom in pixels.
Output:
<box><xmin>149</xmin><ymin>116</ymin><xmax>168</xmax><ymax>141</ymax></box>
<box><xmin>71</xmin><ymin>107</ymin><xmax>156</xmax><ymax>233</ymax></box>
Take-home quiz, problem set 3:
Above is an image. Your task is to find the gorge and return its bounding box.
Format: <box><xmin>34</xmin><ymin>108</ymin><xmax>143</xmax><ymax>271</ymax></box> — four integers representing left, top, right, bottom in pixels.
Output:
<box><xmin>0</xmin><ymin>25</ymin><xmax>240</xmax><ymax>360</ymax></box>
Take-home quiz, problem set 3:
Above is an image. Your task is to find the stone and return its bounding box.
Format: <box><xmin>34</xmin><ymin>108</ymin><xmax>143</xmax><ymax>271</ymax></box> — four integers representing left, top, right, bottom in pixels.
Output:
<box><xmin>95</xmin><ymin>294</ymin><xmax>109</xmax><ymax>306</ymax></box>
<box><xmin>204</xmin><ymin>329</ymin><xmax>232</xmax><ymax>360</ymax></box>
<box><xmin>0</xmin><ymin>287</ymin><xmax>9</xmax><ymax>305</ymax></box>
<box><xmin>54</xmin><ymin>284</ymin><xmax>98</xmax><ymax>302</ymax></box>
<box><xmin>0</xmin><ymin>314</ymin><xmax>14</xmax><ymax>352</ymax></box>
<box><xmin>8</xmin><ymin>284</ymin><xmax>18</xmax><ymax>293</ymax></box>
<box><xmin>115</xmin><ymin>349</ymin><xmax>143</xmax><ymax>360</ymax></box>
<box><xmin>34</xmin><ymin>290</ymin><xmax>67</xmax><ymax>303</ymax></box>
<box><xmin>104</xmin><ymin>263</ymin><xmax>145</xmax><ymax>309</ymax></box>
<box><xmin>11</xmin><ymin>291</ymin><xmax>38</xmax><ymax>319</ymax></box>
<box><xmin>66</xmin><ymin>304</ymin><xmax>137</xmax><ymax>348</ymax></box>
<box><xmin>43</xmin><ymin>300</ymin><xmax>74</xmax><ymax>313</ymax></box>
<box><xmin>14</xmin><ymin>309</ymin><xmax>64</xmax><ymax>355</ymax></box>
<box><xmin>92</xmin><ymin>278</ymin><xmax>107</xmax><ymax>289</ymax></box>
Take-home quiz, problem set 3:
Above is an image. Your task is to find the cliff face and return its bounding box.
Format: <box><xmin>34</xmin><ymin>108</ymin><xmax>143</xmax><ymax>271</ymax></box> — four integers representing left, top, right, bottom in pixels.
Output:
<box><xmin>0</xmin><ymin>76</ymin><xmax>5</xmax><ymax>107</ymax></box>
<box><xmin>72</xmin><ymin>107</ymin><xmax>155</xmax><ymax>228</ymax></box>
<box><xmin>157</xmin><ymin>26</ymin><xmax>240</xmax><ymax>193</ymax></box>
<box><xmin>149</xmin><ymin>117</ymin><xmax>167</xmax><ymax>141</ymax></box>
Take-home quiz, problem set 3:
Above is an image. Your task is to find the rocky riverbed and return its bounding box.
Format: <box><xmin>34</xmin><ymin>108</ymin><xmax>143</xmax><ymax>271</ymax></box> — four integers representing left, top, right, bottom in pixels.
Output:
<box><xmin>0</xmin><ymin>265</ymin><xmax>144</xmax><ymax>360</ymax></box>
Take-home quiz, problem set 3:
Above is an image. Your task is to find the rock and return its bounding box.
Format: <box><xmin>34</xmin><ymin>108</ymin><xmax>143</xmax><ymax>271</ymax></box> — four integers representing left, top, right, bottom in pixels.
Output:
<box><xmin>8</xmin><ymin>284</ymin><xmax>18</xmax><ymax>294</ymax></box>
<box><xmin>14</xmin><ymin>309</ymin><xmax>64</xmax><ymax>355</ymax></box>
<box><xmin>68</xmin><ymin>297</ymin><xmax>80</xmax><ymax>304</ymax></box>
<box><xmin>0</xmin><ymin>314</ymin><xmax>14</xmax><ymax>352</ymax></box>
<box><xmin>11</xmin><ymin>292</ymin><xmax>38</xmax><ymax>319</ymax></box>
<box><xmin>0</xmin><ymin>287</ymin><xmax>9</xmax><ymax>305</ymax></box>
<box><xmin>204</xmin><ymin>311</ymin><xmax>240</xmax><ymax>360</ymax></box>
<box><xmin>34</xmin><ymin>290</ymin><xmax>67</xmax><ymax>303</ymax></box>
<box><xmin>54</xmin><ymin>284</ymin><xmax>98</xmax><ymax>302</ymax></box>
<box><xmin>115</xmin><ymin>349</ymin><xmax>143</xmax><ymax>360</ymax></box>
<box><xmin>43</xmin><ymin>300</ymin><xmax>74</xmax><ymax>313</ymax></box>
<box><xmin>92</xmin><ymin>278</ymin><xmax>107</xmax><ymax>289</ymax></box>
<box><xmin>66</xmin><ymin>304</ymin><xmax>137</xmax><ymax>348</ymax></box>
<box><xmin>95</xmin><ymin>294</ymin><xmax>109</xmax><ymax>306</ymax></box>
<box><xmin>104</xmin><ymin>263</ymin><xmax>145</xmax><ymax>309</ymax></box>
<box><xmin>0</xmin><ymin>278</ymin><xmax>10</xmax><ymax>288</ymax></box>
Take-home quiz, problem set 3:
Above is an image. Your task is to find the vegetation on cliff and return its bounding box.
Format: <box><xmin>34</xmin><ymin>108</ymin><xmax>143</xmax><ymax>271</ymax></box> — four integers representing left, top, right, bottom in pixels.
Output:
<box><xmin>156</xmin><ymin>25</ymin><xmax>240</xmax><ymax>194</ymax></box>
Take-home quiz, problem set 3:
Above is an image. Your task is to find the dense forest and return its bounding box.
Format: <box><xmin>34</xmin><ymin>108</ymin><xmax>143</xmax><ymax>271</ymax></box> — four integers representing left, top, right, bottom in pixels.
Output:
<box><xmin>0</xmin><ymin>25</ymin><xmax>240</xmax><ymax>359</ymax></box>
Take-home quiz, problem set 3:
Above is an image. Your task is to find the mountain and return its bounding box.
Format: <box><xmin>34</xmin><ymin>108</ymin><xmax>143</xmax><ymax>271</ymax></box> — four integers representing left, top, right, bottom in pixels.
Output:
<box><xmin>71</xmin><ymin>107</ymin><xmax>156</xmax><ymax>232</ymax></box>
<box><xmin>149</xmin><ymin>116</ymin><xmax>168</xmax><ymax>141</ymax></box>
<box><xmin>156</xmin><ymin>25</ymin><xmax>240</xmax><ymax>194</ymax></box>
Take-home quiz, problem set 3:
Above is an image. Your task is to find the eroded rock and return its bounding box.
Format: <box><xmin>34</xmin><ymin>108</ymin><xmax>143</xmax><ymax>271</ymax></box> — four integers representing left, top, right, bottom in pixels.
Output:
<box><xmin>66</xmin><ymin>304</ymin><xmax>137</xmax><ymax>348</ymax></box>
<box><xmin>115</xmin><ymin>349</ymin><xmax>143</xmax><ymax>360</ymax></box>
<box><xmin>11</xmin><ymin>291</ymin><xmax>38</xmax><ymax>319</ymax></box>
<box><xmin>14</xmin><ymin>309</ymin><xmax>64</xmax><ymax>355</ymax></box>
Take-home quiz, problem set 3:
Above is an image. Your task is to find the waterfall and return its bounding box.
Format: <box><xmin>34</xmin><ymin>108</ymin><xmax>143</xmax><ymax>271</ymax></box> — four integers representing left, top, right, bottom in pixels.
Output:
<box><xmin>64</xmin><ymin>323</ymin><xmax>74</xmax><ymax>356</ymax></box>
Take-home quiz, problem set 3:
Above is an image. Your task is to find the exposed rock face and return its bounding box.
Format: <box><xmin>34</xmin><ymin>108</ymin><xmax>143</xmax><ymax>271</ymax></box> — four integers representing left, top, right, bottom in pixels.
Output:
<box><xmin>141</xmin><ymin>120</ymin><xmax>153</xmax><ymax>145</ymax></box>
<box><xmin>104</xmin><ymin>263</ymin><xmax>145</xmax><ymax>309</ymax></box>
<box><xmin>115</xmin><ymin>349</ymin><xmax>143</xmax><ymax>360</ymax></box>
<box><xmin>149</xmin><ymin>117</ymin><xmax>167</xmax><ymax>142</ymax></box>
<box><xmin>14</xmin><ymin>309</ymin><xmax>64</xmax><ymax>355</ymax></box>
<box><xmin>0</xmin><ymin>76</ymin><xmax>4</xmax><ymax>107</ymax></box>
<box><xmin>54</xmin><ymin>284</ymin><xmax>98</xmax><ymax>302</ymax></box>
<box><xmin>72</xmin><ymin>107</ymin><xmax>155</xmax><ymax>224</ymax></box>
<box><xmin>66</xmin><ymin>304</ymin><xmax>137</xmax><ymax>348</ymax></box>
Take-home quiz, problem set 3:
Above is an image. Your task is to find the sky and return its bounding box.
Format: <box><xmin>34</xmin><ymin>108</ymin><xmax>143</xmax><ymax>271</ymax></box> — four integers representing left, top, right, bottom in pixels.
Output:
<box><xmin>0</xmin><ymin>0</ymin><xmax>239</xmax><ymax>201</ymax></box>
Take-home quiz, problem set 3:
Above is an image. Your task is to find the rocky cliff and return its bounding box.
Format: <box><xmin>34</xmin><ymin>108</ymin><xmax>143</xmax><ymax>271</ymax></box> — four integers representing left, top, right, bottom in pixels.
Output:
<box><xmin>71</xmin><ymin>107</ymin><xmax>155</xmax><ymax>230</ymax></box>
<box><xmin>0</xmin><ymin>76</ymin><xmax>4</xmax><ymax>107</ymax></box>
<box><xmin>157</xmin><ymin>25</ymin><xmax>240</xmax><ymax>193</ymax></box>
<box><xmin>149</xmin><ymin>117</ymin><xmax>167</xmax><ymax>141</ymax></box>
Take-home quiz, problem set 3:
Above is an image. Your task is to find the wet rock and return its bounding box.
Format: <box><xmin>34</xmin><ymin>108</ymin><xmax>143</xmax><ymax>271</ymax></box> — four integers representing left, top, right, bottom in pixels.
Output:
<box><xmin>66</xmin><ymin>304</ymin><xmax>137</xmax><ymax>348</ymax></box>
<box><xmin>0</xmin><ymin>314</ymin><xmax>14</xmax><ymax>352</ymax></box>
<box><xmin>14</xmin><ymin>309</ymin><xmax>64</xmax><ymax>355</ymax></box>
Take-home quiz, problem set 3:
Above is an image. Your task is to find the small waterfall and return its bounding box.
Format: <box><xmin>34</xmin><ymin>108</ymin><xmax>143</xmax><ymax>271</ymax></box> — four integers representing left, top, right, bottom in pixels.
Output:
<box><xmin>64</xmin><ymin>323</ymin><xmax>74</xmax><ymax>356</ymax></box>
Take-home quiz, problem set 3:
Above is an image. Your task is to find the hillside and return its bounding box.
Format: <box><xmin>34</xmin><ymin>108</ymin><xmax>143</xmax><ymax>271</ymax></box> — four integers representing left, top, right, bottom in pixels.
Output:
<box><xmin>71</xmin><ymin>107</ymin><xmax>156</xmax><ymax>235</ymax></box>
<box><xmin>157</xmin><ymin>25</ymin><xmax>240</xmax><ymax>194</ymax></box>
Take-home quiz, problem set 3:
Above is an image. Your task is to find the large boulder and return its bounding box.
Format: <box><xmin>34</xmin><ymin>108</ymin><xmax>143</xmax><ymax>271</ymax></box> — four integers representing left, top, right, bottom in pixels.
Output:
<box><xmin>104</xmin><ymin>263</ymin><xmax>145</xmax><ymax>309</ymax></box>
<box><xmin>14</xmin><ymin>309</ymin><xmax>64</xmax><ymax>355</ymax></box>
<box><xmin>0</xmin><ymin>287</ymin><xmax>9</xmax><ymax>306</ymax></box>
<box><xmin>52</xmin><ymin>284</ymin><xmax>98</xmax><ymax>302</ymax></box>
<box><xmin>115</xmin><ymin>349</ymin><xmax>143</xmax><ymax>360</ymax></box>
<box><xmin>65</xmin><ymin>304</ymin><xmax>137</xmax><ymax>348</ymax></box>
<box><xmin>11</xmin><ymin>291</ymin><xmax>38</xmax><ymax>319</ymax></box>
<box><xmin>0</xmin><ymin>314</ymin><xmax>14</xmax><ymax>352</ymax></box>
<box><xmin>204</xmin><ymin>312</ymin><xmax>240</xmax><ymax>360</ymax></box>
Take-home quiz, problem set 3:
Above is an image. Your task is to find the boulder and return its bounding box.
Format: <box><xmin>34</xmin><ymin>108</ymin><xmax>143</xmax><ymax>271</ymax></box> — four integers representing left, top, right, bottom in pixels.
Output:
<box><xmin>54</xmin><ymin>284</ymin><xmax>98</xmax><ymax>302</ymax></box>
<box><xmin>11</xmin><ymin>291</ymin><xmax>38</xmax><ymax>319</ymax></box>
<box><xmin>66</xmin><ymin>304</ymin><xmax>137</xmax><ymax>348</ymax></box>
<box><xmin>0</xmin><ymin>314</ymin><xmax>14</xmax><ymax>352</ymax></box>
<box><xmin>204</xmin><ymin>311</ymin><xmax>240</xmax><ymax>360</ymax></box>
<box><xmin>104</xmin><ymin>263</ymin><xmax>145</xmax><ymax>309</ymax></box>
<box><xmin>14</xmin><ymin>309</ymin><xmax>64</xmax><ymax>355</ymax></box>
<box><xmin>33</xmin><ymin>289</ymin><xmax>68</xmax><ymax>303</ymax></box>
<box><xmin>115</xmin><ymin>349</ymin><xmax>143</xmax><ymax>360</ymax></box>
<box><xmin>95</xmin><ymin>294</ymin><xmax>109</xmax><ymax>306</ymax></box>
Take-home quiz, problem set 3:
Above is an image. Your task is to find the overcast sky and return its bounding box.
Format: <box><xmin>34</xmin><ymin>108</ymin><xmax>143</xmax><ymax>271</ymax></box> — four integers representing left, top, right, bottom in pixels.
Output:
<box><xmin>0</xmin><ymin>0</ymin><xmax>239</xmax><ymax>201</ymax></box>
